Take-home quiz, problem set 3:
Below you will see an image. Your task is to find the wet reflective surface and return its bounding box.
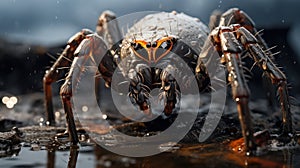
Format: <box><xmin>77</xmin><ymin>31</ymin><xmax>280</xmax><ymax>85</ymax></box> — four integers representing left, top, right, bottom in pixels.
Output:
<box><xmin>0</xmin><ymin>92</ymin><xmax>299</xmax><ymax>167</ymax></box>
<box><xmin>23</xmin><ymin>144</ymin><xmax>300</xmax><ymax>168</ymax></box>
<box><xmin>1</xmin><ymin>128</ymin><xmax>300</xmax><ymax>168</ymax></box>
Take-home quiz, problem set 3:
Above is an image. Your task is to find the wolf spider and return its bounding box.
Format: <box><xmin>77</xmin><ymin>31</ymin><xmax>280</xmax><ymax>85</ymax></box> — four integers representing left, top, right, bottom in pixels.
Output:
<box><xmin>43</xmin><ymin>8</ymin><xmax>295</xmax><ymax>155</ymax></box>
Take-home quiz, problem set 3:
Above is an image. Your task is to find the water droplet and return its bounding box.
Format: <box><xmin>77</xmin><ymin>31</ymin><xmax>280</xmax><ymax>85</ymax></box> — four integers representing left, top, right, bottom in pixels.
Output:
<box><xmin>245</xmin><ymin>159</ymin><xmax>249</xmax><ymax>165</ymax></box>
<box><xmin>31</xmin><ymin>143</ymin><xmax>41</xmax><ymax>151</ymax></box>
<box><xmin>82</xmin><ymin>105</ymin><xmax>88</xmax><ymax>112</ymax></box>
<box><xmin>194</xmin><ymin>18</ymin><xmax>200</xmax><ymax>22</ymax></box>
<box><xmin>190</xmin><ymin>41</ymin><xmax>197</xmax><ymax>47</ymax></box>
<box><xmin>55</xmin><ymin>111</ymin><xmax>61</xmax><ymax>118</ymax></box>
<box><xmin>103</xmin><ymin>161</ymin><xmax>112</xmax><ymax>167</ymax></box>
<box><xmin>80</xmin><ymin>134</ymin><xmax>86</xmax><ymax>141</ymax></box>
<box><xmin>102</xmin><ymin>114</ymin><xmax>108</xmax><ymax>120</ymax></box>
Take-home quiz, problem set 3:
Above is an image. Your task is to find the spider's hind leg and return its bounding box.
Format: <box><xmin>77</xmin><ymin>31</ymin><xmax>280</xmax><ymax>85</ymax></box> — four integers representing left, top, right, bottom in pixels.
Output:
<box><xmin>95</xmin><ymin>10</ymin><xmax>122</xmax><ymax>104</ymax></box>
<box><xmin>96</xmin><ymin>10</ymin><xmax>122</xmax><ymax>48</ymax></box>
<box><xmin>208</xmin><ymin>10</ymin><xmax>222</xmax><ymax>31</ymax></box>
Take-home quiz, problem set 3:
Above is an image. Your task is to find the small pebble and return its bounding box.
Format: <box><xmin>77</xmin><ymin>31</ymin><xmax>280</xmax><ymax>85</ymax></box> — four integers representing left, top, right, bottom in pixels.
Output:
<box><xmin>30</xmin><ymin>143</ymin><xmax>40</xmax><ymax>151</ymax></box>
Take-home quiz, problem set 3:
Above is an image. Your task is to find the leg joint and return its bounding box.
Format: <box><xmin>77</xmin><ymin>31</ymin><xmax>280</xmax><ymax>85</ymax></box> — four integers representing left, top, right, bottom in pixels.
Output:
<box><xmin>43</xmin><ymin>72</ymin><xmax>53</xmax><ymax>85</ymax></box>
<box><xmin>232</xmin><ymin>85</ymin><xmax>250</xmax><ymax>100</ymax></box>
<box><xmin>60</xmin><ymin>82</ymin><xmax>72</xmax><ymax>100</ymax></box>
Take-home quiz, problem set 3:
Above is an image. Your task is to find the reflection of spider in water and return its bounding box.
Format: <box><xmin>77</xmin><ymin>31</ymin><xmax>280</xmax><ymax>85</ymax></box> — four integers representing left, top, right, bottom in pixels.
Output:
<box><xmin>43</xmin><ymin>8</ymin><xmax>295</xmax><ymax>155</ymax></box>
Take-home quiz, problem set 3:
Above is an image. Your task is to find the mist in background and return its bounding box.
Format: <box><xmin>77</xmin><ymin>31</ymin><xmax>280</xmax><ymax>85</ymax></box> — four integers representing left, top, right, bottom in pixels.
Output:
<box><xmin>0</xmin><ymin>0</ymin><xmax>299</xmax><ymax>94</ymax></box>
<box><xmin>0</xmin><ymin>0</ymin><xmax>299</xmax><ymax>44</ymax></box>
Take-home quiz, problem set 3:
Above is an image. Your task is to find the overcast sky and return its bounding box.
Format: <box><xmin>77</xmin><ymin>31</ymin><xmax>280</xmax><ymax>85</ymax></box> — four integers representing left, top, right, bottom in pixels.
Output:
<box><xmin>0</xmin><ymin>0</ymin><xmax>299</xmax><ymax>48</ymax></box>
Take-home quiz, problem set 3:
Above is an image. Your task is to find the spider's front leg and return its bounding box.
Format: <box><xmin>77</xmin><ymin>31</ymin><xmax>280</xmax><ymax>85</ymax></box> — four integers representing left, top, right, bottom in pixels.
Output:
<box><xmin>222</xmin><ymin>8</ymin><xmax>294</xmax><ymax>139</ymax></box>
<box><xmin>59</xmin><ymin>34</ymin><xmax>110</xmax><ymax>144</ymax></box>
<box><xmin>160</xmin><ymin>65</ymin><xmax>180</xmax><ymax>116</ymax></box>
<box><xmin>43</xmin><ymin>29</ymin><xmax>93</xmax><ymax>125</ymax></box>
<box><xmin>127</xmin><ymin>64</ymin><xmax>181</xmax><ymax>116</ymax></box>
<box><xmin>44</xmin><ymin>11</ymin><xmax>121</xmax><ymax>144</ymax></box>
<box><xmin>211</xmin><ymin>27</ymin><xmax>256</xmax><ymax>154</ymax></box>
<box><xmin>209</xmin><ymin>8</ymin><xmax>295</xmax><ymax>155</ymax></box>
<box><xmin>235</xmin><ymin>27</ymin><xmax>293</xmax><ymax>138</ymax></box>
<box><xmin>128</xmin><ymin>64</ymin><xmax>152</xmax><ymax>115</ymax></box>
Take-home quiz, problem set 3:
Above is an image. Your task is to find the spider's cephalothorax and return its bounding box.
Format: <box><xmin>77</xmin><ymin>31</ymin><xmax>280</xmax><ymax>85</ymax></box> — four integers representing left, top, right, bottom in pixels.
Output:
<box><xmin>43</xmin><ymin>9</ymin><xmax>295</xmax><ymax>155</ymax></box>
<box><xmin>114</xmin><ymin>12</ymin><xmax>211</xmax><ymax>115</ymax></box>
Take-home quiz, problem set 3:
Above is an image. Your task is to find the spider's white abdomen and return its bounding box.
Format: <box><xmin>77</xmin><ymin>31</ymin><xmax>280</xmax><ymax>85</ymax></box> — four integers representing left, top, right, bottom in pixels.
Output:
<box><xmin>125</xmin><ymin>11</ymin><xmax>209</xmax><ymax>54</ymax></box>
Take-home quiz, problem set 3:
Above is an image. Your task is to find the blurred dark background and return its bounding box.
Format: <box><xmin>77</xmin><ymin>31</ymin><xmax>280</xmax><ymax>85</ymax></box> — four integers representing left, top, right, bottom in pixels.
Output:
<box><xmin>0</xmin><ymin>0</ymin><xmax>299</xmax><ymax>97</ymax></box>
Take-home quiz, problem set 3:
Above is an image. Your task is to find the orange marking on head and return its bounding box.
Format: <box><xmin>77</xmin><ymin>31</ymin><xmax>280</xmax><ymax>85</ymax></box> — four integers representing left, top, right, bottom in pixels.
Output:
<box><xmin>131</xmin><ymin>36</ymin><xmax>175</xmax><ymax>64</ymax></box>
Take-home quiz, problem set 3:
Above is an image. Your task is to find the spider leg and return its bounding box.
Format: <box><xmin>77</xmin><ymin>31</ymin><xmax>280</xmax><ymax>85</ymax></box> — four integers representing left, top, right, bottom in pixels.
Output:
<box><xmin>61</xmin><ymin>10</ymin><xmax>121</xmax><ymax>144</ymax></box>
<box><xmin>160</xmin><ymin>65</ymin><xmax>180</xmax><ymax>116</ymax></box>
<box><xmin>219</xmin><ymin>8</ymin><xmax>277</xmax><ymax>109</ymax></box>
<box><xmin>208</xmin><ymin>8</ymin><xmax>294</xmax><ymax>155</ymax></box>
<box><xmin>44</xmin><ymin>10</ymin><xmax>121</xmax><ymax>144</ymax></box>
<box><xmin>208</xmin><ymin>10</ymin><xmax>222</xmax><ymax>31</ymax></box>
<box><xmin>220</xmin><ymin>8</ymin><xmax>294</xmax><ymax>138</ymax></box>
<box><xmin>59</xmin><ymin>57</ymin><xmax>80</xmax><ymax>144</ymax></box>
<box><xmin>211</xmin><ymin>23</ymin><xmax>294</xmax><ymax>155</ymax></box>
<box><xmin>128</xmin><ymin>64</ymin><xmax>152</xmax><ymax>115</ymax></box>
<box><xmin>96</xmin><ymin>10</ymin><xmax>122</xmax><ymax>48</ymax></box>
<box><xmin>212</xmin><ymin>26</ymin><xmax>256</xmax><ymax>154</ymax></box>
<box><xmin>43</xmin><ymin>29</ymin><xmax>93</xmax><ymax>125</ymax></box>
<box><xmin>235</xmin><ymin>26</ymin><xmax>294</xmax><ymax>138</ymax></box>
<box><xmin>60</xmin><ymin>34</ymin><xmax>109</xmax><ymax>144</ymax></box>
<box><xmin>196</xmin><ymin>40</ymin><xmax>214</xmax><ymax>92</ymax></box>
<box><xmin>95</xmin><ymin>10</ymin><xmax>122</xmax><ymax>105</ymax></box>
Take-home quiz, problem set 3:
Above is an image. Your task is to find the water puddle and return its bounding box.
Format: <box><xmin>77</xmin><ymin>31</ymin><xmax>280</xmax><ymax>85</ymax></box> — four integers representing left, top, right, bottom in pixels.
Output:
<box><xmin>0</xmin><ymin>93</ymin><xmax>300</xmax><ymax>167</ymax></box>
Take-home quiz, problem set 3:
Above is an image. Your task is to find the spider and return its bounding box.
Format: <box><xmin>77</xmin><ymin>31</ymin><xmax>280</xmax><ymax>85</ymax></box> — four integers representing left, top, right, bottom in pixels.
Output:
<box><xmin>43</xmin><ymin>8</ymin><xmax>294</xmax><ymax>155</ymax></box>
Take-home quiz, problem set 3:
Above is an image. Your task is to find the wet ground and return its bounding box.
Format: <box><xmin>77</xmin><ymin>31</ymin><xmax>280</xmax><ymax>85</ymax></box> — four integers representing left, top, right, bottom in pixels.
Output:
<box><xmin>2</xmin><ymin>142</ymin><xmax>300</xmax><ymax>168</ymax></box>
<box><xmin>0</xmin><ymin>91</ymin><xmax>300</xmax><ymax>168</ymax></box>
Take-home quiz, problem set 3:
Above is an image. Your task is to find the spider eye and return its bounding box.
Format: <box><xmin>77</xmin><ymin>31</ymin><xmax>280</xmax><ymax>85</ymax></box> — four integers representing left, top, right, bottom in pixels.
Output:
<box><xmin>130</xmin><ymin>37</ymin><xmax>176</xmax><ymax>63</ymax></box>
<box><xmin>151</xmin><ymin>41</ymin><xmax>157</xmax><ymax>48</ymax></box>
<box><xmin>146</xmin><ymin>42</ymin><xmax>151</xmax><ymax>48</ymax></box>
<box><xmin>159</xmin><ymin>40</ymin><xmax>172</xmax><ymax>50</ymax></box>
<box><xmin>131</xmin><ymin>42</ymin><xmax>142</xmax><ymax>50</ymax></box>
